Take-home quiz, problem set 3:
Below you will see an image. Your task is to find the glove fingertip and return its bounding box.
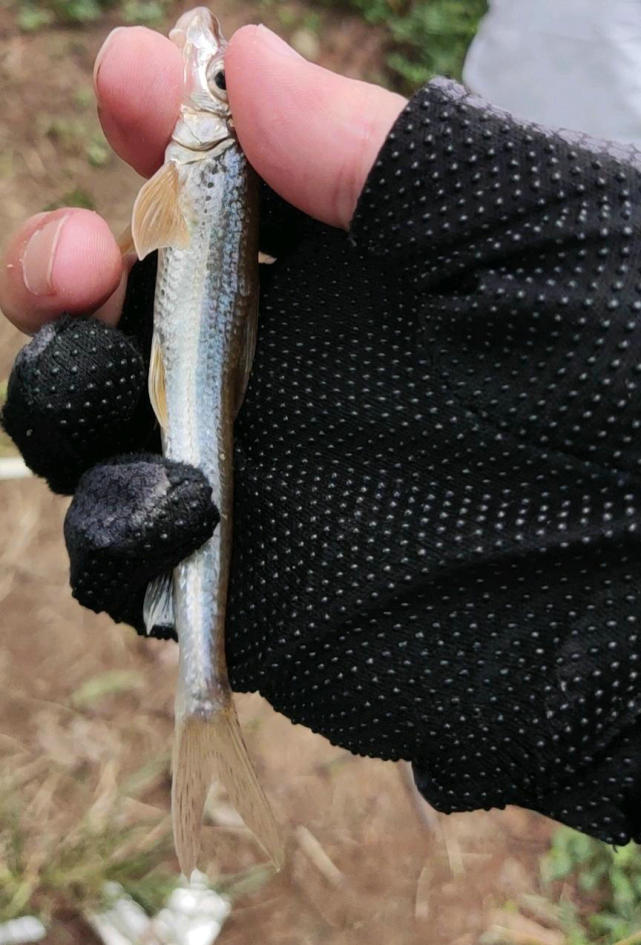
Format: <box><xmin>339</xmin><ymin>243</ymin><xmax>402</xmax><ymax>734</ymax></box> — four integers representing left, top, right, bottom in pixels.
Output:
<box><xmin>2</xmin><ymin>316</ymin><xmax>151</xmax><ymax>494</ymax></box>
<box><xmin>65</xmin><ymin>454</ymin><xmax>218</xmax><ymax>637</ymax></box>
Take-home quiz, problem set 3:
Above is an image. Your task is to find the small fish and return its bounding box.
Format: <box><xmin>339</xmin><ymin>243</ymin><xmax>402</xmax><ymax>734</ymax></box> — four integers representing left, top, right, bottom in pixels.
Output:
<box><xmin>129</xmin><ymin>6</ymin><xmax>282</xmax><ymax>875</ymax></box>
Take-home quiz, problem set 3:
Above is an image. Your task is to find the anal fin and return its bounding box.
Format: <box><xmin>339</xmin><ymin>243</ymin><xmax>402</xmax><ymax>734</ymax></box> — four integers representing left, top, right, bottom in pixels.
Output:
<box><xmin>233</xmin><ymin>305</ymin><xmax>258</xmax><ymax>417</ymax></box>
<box><xmin>143</xmin><ymin>572</ymin><xmax>174</xmax><ymax>635</ymax></box>
<box><xmin>149</xmin><ymin>333</ymin><xmax>168</xmax><ymax>430</ymax></box>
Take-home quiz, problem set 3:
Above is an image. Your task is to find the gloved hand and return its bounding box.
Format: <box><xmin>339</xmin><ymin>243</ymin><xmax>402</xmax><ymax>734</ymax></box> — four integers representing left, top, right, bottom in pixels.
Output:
<box><xmin>3</xmin><ymin>25</ymin><xmax>641</xmax><ymax>848</ymax></box>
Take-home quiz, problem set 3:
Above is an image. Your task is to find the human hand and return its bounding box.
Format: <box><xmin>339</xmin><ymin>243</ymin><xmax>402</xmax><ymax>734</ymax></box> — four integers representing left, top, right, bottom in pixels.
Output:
<box><xmin>4</xmin><ymin>20</ymin><xmax>641</xmax><ymax>849</ymax></box>
<box><xmin>1</xmin><ymin>24</ymin><xmax>416</xmax><ymax>699</ymax></box>
<box><xmin>0</xmin><ymin>24</ymin><xmax>406</xmax><ymax>334</ymax></box>
<box><xmin>0</xmin><ymin>22</ymin><xmax>406</xmax><ymax>625</ymax></box>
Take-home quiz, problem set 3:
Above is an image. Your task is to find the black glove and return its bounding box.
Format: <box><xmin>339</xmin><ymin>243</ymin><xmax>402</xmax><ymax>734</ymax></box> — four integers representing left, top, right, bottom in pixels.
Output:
<box><xmin>5</xmin><ymin>79</ymin><xmax>641</xmax><ymax>846</ymax></box>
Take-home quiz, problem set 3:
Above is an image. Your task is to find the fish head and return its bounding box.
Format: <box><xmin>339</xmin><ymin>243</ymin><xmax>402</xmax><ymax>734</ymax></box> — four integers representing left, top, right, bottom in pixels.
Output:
<box><xmin>169</xmin><ymin>7</ymin><xmax>232</xmax><ymax>152</ymax></box>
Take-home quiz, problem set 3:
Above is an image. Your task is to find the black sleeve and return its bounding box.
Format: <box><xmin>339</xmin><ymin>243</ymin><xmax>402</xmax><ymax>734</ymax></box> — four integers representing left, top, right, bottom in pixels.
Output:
<box><xmin>351</xmin><ymin>76</ymin><xmax>641</xmax><ymax>267</ymax></box>
<box><xmin>349</xmin><ymin>78</ymin><xmax>641</xmax><ymax>480</ymax></box>
<box><xmin>341</xmin><ymin>81</ymin><xmax>641</xmax><ymax>844</ymax></box>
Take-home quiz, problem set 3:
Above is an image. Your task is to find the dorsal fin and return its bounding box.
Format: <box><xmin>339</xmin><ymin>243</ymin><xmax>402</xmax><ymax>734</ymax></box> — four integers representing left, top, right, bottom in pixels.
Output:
<box><xmin>132</xmin><ymin>161</ymin><xmax>190</xmax><ymax>260</ymax></box>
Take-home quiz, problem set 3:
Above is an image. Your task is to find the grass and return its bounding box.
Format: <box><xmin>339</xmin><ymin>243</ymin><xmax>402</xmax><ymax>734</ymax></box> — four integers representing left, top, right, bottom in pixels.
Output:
<box><xmin>256</xmin><ymin>0</ymin><xmax>488</xmax><ymax>90</ymax></box>
<box><xmin>543</xmin><ymin>830</ymin><xmax>641</xmax><ymax>943</ymax></box>
<box><xmin>327</xmin><ymin>0</ymin><xmax>487</xmax><ymax>90</ymax></box>
<box><xmin>37</xmin><ymin>114</ymin><xmax>112</xmax><ymax>168</ymax></box>
<box><xmin>15</xmin><ymin>0</ymin><xmax>168</xmax><ymax>30</ymax></box>
<box><xmin>11</xmin><ymin>0</ymin><xmax>488</xmax><ymax>92</ymax></box>
<box><xmin>0</xmin><ymin>757</ymin><xmax>275</xmax><ymax>931</ymax></box>
<box><xmin>0</xmin><ymin>756</ymin><xmax>177</xmax><ymax>925</ymax></box>
<box><xmin>0</xmin><ymin>662</ymin><xmax>277</xmax><ymax>932</ymax></box>
<box><xmin>485</xmin><ymin>829</ymin><xmax>641</xmax><ymax>945</ymax></box>
<box><xmin>0</xmin><ymin>681</ymin><xmax>178</xmax><ymax>925</ymax></box>
<box><xmin>45</xmin><ymin>187</ymin><xmax>97</xmax><ymax>211</ymax></box>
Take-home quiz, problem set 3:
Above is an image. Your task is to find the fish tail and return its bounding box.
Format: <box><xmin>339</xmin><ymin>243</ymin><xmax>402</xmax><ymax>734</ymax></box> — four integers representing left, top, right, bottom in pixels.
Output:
<box><xmin>172</xmin><ymin>703</ymin><xmax>284</xmax><ymax>876</ymax></box>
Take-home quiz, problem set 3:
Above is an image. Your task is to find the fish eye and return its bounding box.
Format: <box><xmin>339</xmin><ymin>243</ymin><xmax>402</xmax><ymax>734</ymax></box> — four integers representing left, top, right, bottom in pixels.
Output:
<box><xmin>206</xmin><ymin>61</ymin><xmax>228</xmax><ymax>100</ymax></box>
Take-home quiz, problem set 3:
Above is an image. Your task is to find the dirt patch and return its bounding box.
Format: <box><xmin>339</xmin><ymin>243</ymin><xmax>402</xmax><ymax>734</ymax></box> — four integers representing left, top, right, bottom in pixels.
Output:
<box><xmin>0</xmin><ymin>4</ymin><xmax>553</xmax><ymax>943</ymax></box>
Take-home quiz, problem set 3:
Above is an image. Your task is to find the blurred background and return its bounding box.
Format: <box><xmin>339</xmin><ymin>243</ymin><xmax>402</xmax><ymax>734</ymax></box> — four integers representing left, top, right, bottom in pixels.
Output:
<box><xmin>1</xmin><ymin>1</ymin><xmax>640</xmax><ymax>943</ymax></box>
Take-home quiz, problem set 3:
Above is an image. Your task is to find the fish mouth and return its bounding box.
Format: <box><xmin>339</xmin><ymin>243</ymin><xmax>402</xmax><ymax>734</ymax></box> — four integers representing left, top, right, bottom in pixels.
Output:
<box><xmin>169</xmin><ymin>7</ymin><xmax>224</xmax><ymax>51</ymax></box>
<box><xmin>168</xmin><ymin>5</ymin><xmax>228</xmax><ymax>124</ymax></box>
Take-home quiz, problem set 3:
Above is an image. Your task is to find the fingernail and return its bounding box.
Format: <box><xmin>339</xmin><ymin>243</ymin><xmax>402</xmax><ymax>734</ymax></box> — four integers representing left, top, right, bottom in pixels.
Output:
<box><xmin>22</xmin><ymin>215</ymin><xmax>69</xmax><ymax>296</ymax></box>
<box><xmin>94</xmin><ymin>26</ymin><xmax>127</xmax><ymax>86</ymax></box>
<box><xmin>255</xmin><ymin>25</ymin><xmax>303</xmax><ymax>59</ymax></box>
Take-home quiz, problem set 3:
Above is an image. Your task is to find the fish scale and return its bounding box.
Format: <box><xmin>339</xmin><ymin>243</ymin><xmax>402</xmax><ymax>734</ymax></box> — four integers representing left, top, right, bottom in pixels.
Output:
<box><xmin>130</xmin><ymin>6</ymin><xmax>282</xmax><ymax>876</ymax></box>
<box><xmin>160</xmin><ymin>149</ymin><xmax>241</xmax><ymax>707</ymax></box>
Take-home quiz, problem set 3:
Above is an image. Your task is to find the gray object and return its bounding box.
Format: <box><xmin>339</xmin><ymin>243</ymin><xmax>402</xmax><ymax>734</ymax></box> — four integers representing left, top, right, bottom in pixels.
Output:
<box><xmin>464</xmin><ymin>0</ymin><xmax>641</xmax><ymax>146</ymax></box>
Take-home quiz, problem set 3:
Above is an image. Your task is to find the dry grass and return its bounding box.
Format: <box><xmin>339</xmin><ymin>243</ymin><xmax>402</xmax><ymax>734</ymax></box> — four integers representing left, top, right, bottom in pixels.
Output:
<box><xmin>0</xmin><ymin>458</ymin><xmax>554</xmax><ymax>943</ymax></box>
<box><xmin>0</xmin><ymin>751</ymin><xmax>175</xmax><ymax>923</ymax></box>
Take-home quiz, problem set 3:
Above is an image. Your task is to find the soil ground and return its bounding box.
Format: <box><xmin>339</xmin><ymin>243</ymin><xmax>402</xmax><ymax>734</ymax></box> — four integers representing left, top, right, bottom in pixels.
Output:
<box><xmin>0</xmin><ymin>4</ymin><xmax>554</xmax><ymax>943</ymax></box>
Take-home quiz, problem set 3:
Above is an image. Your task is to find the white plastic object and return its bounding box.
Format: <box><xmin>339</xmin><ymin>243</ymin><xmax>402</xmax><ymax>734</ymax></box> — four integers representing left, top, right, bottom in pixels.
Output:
<box><xmin>0</xmin><ymin>458</ymin><xmax>32</xmax><ymax>481</ymax></box>
<box><xmin>152</xmin><ymin>872</ymin><xmax>231</xmax><ymax>945</ymax></box>
<box><xmin>87</xmin><ymin>875</ymin><xmax>230</xmax><ymax>945</ymax></box>
<box><xmin>0</xmin><ymin>917</ymin><xmax>46</xmax><ymax>945</ymax></box>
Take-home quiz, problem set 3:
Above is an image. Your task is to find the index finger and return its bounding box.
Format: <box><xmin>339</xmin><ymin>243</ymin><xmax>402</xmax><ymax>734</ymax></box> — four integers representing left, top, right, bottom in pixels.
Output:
<box><xmin>94</xmin><ymin>26</ymin><xmax>183</xmax><ymax>178</ymax></box>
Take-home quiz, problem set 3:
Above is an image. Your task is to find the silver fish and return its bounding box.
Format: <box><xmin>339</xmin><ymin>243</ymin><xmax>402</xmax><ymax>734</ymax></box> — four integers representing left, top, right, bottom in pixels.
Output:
<box><xmin>129</xmin><ymin>6</ymin><xmax>282</xmax><ymax>875</ymax></box>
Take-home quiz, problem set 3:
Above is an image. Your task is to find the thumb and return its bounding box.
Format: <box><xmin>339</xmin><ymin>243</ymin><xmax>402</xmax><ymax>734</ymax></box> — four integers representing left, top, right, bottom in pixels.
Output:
<box><xmin>226</xmin><ymin>26</ymin><xmax>407</xmax><ymax>229</ymax></box>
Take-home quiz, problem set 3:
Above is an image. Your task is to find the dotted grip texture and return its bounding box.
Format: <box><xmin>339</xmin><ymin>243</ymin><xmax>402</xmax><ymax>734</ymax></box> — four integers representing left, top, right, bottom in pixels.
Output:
<box><xmin>3</xmin><ymin>80</ymin><xmax>641</xmax><ymax>845</ymax></box>
<box><xmin>225</xmin><ymin>80</ymin><xmax>641</xmax><ymax>845</ymax></box>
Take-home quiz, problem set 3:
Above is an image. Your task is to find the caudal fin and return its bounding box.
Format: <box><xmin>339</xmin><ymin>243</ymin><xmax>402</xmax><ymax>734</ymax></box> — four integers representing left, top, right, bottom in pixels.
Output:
<box><xmin>172</xmin><ymin>705</ymin><xmax>284</xmax><ymax>876</ymax></box>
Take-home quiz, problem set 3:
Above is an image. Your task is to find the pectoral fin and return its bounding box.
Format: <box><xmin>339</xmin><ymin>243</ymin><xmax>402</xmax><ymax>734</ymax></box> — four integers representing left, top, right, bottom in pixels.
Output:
<box><xmin>132</xmin><ymin>161</ymin><xmax>189</xmax><ymax>260</ymax></box>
